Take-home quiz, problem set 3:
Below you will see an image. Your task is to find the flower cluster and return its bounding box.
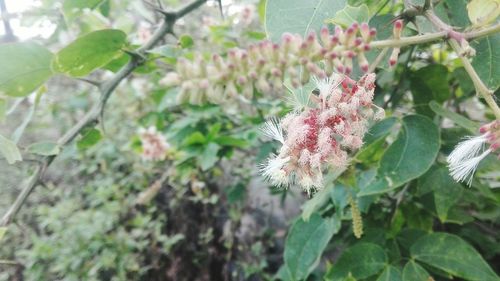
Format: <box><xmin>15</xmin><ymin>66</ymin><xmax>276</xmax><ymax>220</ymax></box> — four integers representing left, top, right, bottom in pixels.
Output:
<box><xmin>260</xmin><ymin>73</ymin><xmax>384</xmax><ymax>194</ymax></box>
<box><xmin>447</xmin><ymin>120</ymin><xmax>500</xmax><ymax>185</ymax></box>
<box><xmin>161</xmin><ymin>22</ymin><xmax>382</xmax><ymax>104</ymax></box>
<box><xmin>138</xmin><ymin>126</ymin><xmax>170</xmax><ymax>161</ymax></box>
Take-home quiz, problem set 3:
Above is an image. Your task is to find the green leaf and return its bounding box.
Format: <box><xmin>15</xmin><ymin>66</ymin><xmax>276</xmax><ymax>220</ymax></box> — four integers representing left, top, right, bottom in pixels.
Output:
<box><xmin>402</xmin><ymin>261</ymin><xmax>431</xmax><ymax>281</ymax></box>
<box><xmin>265</xmin><ymin>0</ymin><xmax>347</xmax><ymax>42</ymax></box>
<box><xmin>356</xmin><ymin>117</ymin><xmax>397</xmax><ymax>163</ymax></box>
<box><xmin>410</xmin><ymin>65</ymin><xmax>450</xmax><ymax>117</ymax></box>
<box><xmin>327</xmin><ymin>242</ymin><xmax>388</xmax><ymax>280</ymax></box>
<box><xmin>284</xmin><ymin>214</ymin><xmax>340</xmax><ymax>280</ymax></box>
<box><xmin>178</xmin><ymin>35</ymin><xmax>194</xmax><ymax>49</ymax></box>
<box><xmin>411</xmin><ymin>233</ymin><xmax>500</xmax><ymax>281</ymax></box>
<box><xmin>471</xmin><ymin>34</ymin><xmax>500</xmax><ymax>90</ymax></box>
<box><xmin>0</xmin><ymin>227</ymin><xmax>7</xmax><ymax>241</ymax></box>
<box><xmin>467</xmin><ymin>0</ymin><xmax>500</xmax><ymax>27</ymax></box>
<box><xmin>326</xmin><ymin>4</ymin><xmax>370</xmax><ymax>28</ymax></box>
<box><xmin>418</xmin><ymin>165</ymin><xmax>463</xmax><ymax>222</ymax></box>
<box><xmin>0</xmin><ymin>42</ymin><xmax>53</xmax><ymax>97</ymax></box>
<box><xmin>0</xmin><ymin>133</ymin><xmax>22</xmax><ymax>164</ymax></box>
<box><xmin>27</xmin><ymin>142</ymin><xmax>61</xmax><ymax>156</ymax></box>
<box><xmin>63</xmin><ymin>0</ymin><xmax>105</xmax><ymax>21</ymax></box>
<box><xmin>77</xmin><ymin>128</ymin><xmax>102</xmax><ymax>150</ymax></box>
<box><xmin>200</xmin><ymin>143</ymin><xmax>220</xmax><ymax>171</ymax></box>
<box><xmin>377</xmin><ymin>265</ymin><xmax>403</xmax><ymax>281</ymax></box>
<box><xmin>358</xmin><ymin>115</ymin><xmax>440</xmax><ymax>196</ymax></box>
<box><xmin>52</xmin><ymin>29</ymin><xmax>127</xmax><ymax>77</ymax></box>
<box><xmin>429</xmin><ymin>100</ymin><xmax>480</xmax><ymax>133</ymax></box>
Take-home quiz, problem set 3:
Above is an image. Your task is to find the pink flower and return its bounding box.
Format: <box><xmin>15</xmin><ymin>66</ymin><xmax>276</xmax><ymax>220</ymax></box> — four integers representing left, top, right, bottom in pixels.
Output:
<box><xmin>261</xmin><ymin>73</ymin><xmax>384</xmax><ymax>194</ymax></box>
<box><xmin>138</xmin><ymin>126</ymin><xmax>170</xmax><ymax>161</ymax></box>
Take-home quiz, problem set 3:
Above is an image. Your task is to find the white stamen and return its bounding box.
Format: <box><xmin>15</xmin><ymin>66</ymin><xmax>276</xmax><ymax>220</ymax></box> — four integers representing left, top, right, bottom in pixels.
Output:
<box><xmin>259</xmin><ymin>155</ymin><xmax>290</xmax><ymax>186</ymax></box>
<box><xmin>449</xmin><ymin>148</ymin><xmax>491</xmax><ymax>186</ymax></box>
<box><xmin>260</xmin><ymin>117</ymin><xmax>285</xmax><ymax>144</ymax></box>
<box><xmin>447</xmin><ymin>135</ymin><xmax>488</xmax><ymax>166</ymax></box>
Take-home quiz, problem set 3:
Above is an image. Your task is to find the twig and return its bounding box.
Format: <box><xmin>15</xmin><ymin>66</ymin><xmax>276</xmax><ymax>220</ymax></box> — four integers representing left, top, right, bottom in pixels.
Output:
<box><xmin>424</xmin><ymin>10</ymin><xmax>500</xmax><ymax>119</ymax></box>
<box><xmin>367</xmin><ymin>47</ymin><xmax>389</xmax><ymax>73</ymax></box>
<box><xmin>0</xmin><ymin>0</ymin><xmax>208</xmax><ymax>228</ymax></box>
<box><xmin>370</xmin><ymin>23</ymin><xmax>500</xmax><ymax>49</ymax></box>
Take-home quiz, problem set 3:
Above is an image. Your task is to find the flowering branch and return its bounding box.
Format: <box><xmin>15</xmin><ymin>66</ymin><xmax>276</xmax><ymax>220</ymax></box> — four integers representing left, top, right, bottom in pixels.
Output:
<box><xmin>0</xmin><ymin>0</ymin><xmax>208</xmax><ymax>228</ymax></box>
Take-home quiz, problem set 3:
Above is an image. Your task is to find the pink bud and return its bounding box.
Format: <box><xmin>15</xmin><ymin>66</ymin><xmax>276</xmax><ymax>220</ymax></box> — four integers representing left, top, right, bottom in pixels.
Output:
<box><xmin>389</xmin><ymin>48</ymin><xmax>400</xmax><ymax>66</ymax></box>
<box><xmin>360</xmin><ymin>22</ymin><xmax>370</xmax><ymax>41</ymax></box>
<box><xmin>320</xmin><ymin>26</ymin><xmax>330</xmax><ymax>45</ymax></box>
<box><xmin>393</xmin><ymin>20</ymin><xmax>403</xmax><ymax>39</ymax></box>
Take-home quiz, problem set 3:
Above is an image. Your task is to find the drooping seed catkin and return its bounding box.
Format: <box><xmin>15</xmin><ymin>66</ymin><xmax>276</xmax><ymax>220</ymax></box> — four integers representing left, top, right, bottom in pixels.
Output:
<box><xmin>348</xmin><ymin>194</ymin><xmax>363</xmax><ymax>239</ymax></box>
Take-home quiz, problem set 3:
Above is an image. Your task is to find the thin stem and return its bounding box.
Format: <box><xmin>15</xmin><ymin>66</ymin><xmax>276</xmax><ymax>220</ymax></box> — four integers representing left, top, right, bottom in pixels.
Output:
<box><xmin>0</xmin><ymin>0</ymin><xmax>208</xmax><ymax>228</ymax></box>
<box><xmin>424</xmin><ymin>10</ymin><xmax>500</xmax><ymax>119</ymax></box>
<box><xmin>367</xmin><ymin>47</ymin><xmax>389</xmax><ymax>72</ymax></box>
<box><xmin>369</xmin><ymin>23</ymin><xmax>500</xmax><ymax>49</ymax></box>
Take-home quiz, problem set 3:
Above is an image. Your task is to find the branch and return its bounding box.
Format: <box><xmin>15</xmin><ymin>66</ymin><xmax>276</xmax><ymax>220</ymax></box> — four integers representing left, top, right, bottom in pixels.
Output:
<box><xmin>424</xmin><ymin>10</ymin><xmax>500</xmax><ymax>120</ymax></box>
<box><xmin>0</xmin><ymin>0</ymin><xmax>208</xmax><ymax>228</ymax></box>
<box><xmin>369</xmin><ymin>23</ymin><xmax>500</xmax><ymax>49</ymax></box>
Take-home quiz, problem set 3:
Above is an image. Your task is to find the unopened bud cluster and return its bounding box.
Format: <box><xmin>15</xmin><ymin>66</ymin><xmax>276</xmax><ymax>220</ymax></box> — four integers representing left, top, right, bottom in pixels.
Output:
<box><xmin>260</xmin><ymin>73</ymin><xmax>384</xmax><ymax>194</ymax></box>
<box><xmin>138</xmin><ymin>126</ymin><xmax>170</xmax><ymax>161</ymax></box>
<box><xmin>161</xmin><ymin>22</ymin><xmax>380</xmax><ymax>104</ymax></box>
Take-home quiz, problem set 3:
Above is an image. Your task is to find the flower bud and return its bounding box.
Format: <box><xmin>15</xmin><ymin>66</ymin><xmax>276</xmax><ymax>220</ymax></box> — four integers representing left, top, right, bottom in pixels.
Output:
<box><xmin>160</xmin><ymin>72</ymin><xmax>181</xmax><ymax>87</ymax></box>
<box><xmin>389</xmin><ymin>47</ymin><xmax>400</xmax><ymax>67</ymax></box>
<box><xmin>393</xmin><ymin>20</ymin><xmax>403</xmax><ymax>39</ymax></box>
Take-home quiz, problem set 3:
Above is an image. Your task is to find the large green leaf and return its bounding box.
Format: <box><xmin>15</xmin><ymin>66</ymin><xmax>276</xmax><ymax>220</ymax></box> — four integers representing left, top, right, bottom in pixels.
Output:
<box><xmin>0</xmin><ymin>134</ymin><xmax>22</xmax><ymax>164</ymax></box>
<box><xmin>265</xmin><ymin>0</ymin><xmax>346</xmax><ymax>42</ymax></box>
<box><xmin>471</xmin><ymin>34</ymin><xmax>500</xmax><ymax>90</ymax></box>
<box><xmin>418</xmin><ymin>166</ymin><xmax>463</xmax><ymax>222</ymax></box>
<box><xmin>411</xmin><ymin>233</ymin><xmax>500</xmax><ymax>281</ymax></box>
<box><xmin>358</xmin><ymin>115</ymin><xmax>440</xmax><ymax>196</ymax></box>
<box><xmin>326</xmin><ymin>243</ymin><xmax>388</xmax><ymax>280</ymax></box>
<box><xmin>284</xmin><ymin>214</ymin><xmax>340</xmax><ymax>280</ymax></box>
<box><xmin>52</xmin><ymin>29</ymin><xmax>127</xmax><ymax>77</ymax></box>
<box><xmin>377</xmin><ymin>265</ymin><xmax>402</xmax><ymax>281</ymax></box>
<box><xmin>402</xmin><ymin>261</ymin><xmax>431</xmax><ymax>281</ymax></box>
<box><xmin>0</xmin><ymin>42</ymin><xmax>53</xmax><ymax>97</ymax></box>
<box><xmin>326</xmin><ymin>4</ymin><xmax>370</xmax><ymax>28</ymax></box>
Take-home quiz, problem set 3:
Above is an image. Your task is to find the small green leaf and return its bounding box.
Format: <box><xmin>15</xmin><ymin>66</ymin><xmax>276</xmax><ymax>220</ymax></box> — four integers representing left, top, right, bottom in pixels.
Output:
<box><xmin>359</xmin><ymin>115</ymin><xmax>440</xmax><ymax>196</ymax></box>
<box><xmin>327</xmin><ymin>242</ymin><xmax>388</xmax><ymax>280</ymax></box>
<box><xmin>200</xmin><ymin>142</ymin><xmax>220</xmax><ymax>171</ymax></box>
<box><xmin>429</xmin><ymin>101</ymin><xmax>479</xmax><ymax>133</ymax></box>
<box><xmin>325</xmin><ymin>4</ymin><xmax>370</xmax><ymax>27</ymax></box>
<box><xmin>402</xmin><ymin>261</ymin><xmax>430</xmax><ymax>281</ymax></box>
<box><xmin>63</xmin><ymin>0</ymin><xmax>105</xmax><ymax>21</ymax></box>
<box><xmin>471</xmin><ymin>34</ymin><xmax>500</xmax><ymax>90</ymax></box>
<box><xmin>52</xmin><ymin>29</ymin><xmax>127</xmax><ymax>77</ymax></box>
<box><xmin>411</xmin><ymin>233</ymin><xmax>500</xmax><ymax>281</ymax></box>
<box><xmin>77</xmin><ymin>128</ymin><xmax>102</xmax><ymax>150</ymax></box>
<box><xmin>0</xmin><ymin>227</ymin><xmax>7</xmax><ymax>241</ymax></box>
<box><xmin>377</xmin><ymin>265</ymin><xmax>403</xmax><ymax>281</ymax></box>
<box><xmin>265</xmin><ymin>0</ymin><xmax>347</xmax><ymax>42</ymax></box>
<box><xmin>178</xmin><ymin>35</ymin><xmax>194</xmax><ymax>49</ymax></box>
<box><xmin>0</xmin><ymin>42</ymin><xmax>53</xmax><ymax>97</ymax></box>
<box><xmin>27</xmin><ymin>142</ymin><xmax>61</xmax><ymax>156</ymax></box>
<box><xmin>284</xmin><ymin>214</ymin><xmax>340</xmax><ymax>280</ymax></box>
<box><xmin>467</xmin><ymin>0</ymin><xmax>500</xmax><ymax>27</ymax></box>
<box><xmin>0</xmin><ymin>133</ymin><xmax>22</xmax><ymax>164</ymax></box>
